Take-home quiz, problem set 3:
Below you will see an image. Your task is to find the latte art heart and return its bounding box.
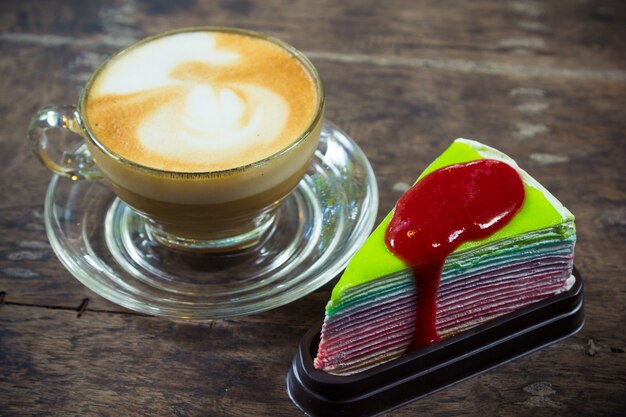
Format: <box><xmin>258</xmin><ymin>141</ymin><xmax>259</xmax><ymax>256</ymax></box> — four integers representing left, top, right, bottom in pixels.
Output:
<box><xmin>139</xmin><ymin>83</ymin><xmax>289</xmax><ymax>163</ymax></box>
<box><xmin>85</xmin><ymin>31</ymin><xmax>318</xmax><ymax>172</ymax></box>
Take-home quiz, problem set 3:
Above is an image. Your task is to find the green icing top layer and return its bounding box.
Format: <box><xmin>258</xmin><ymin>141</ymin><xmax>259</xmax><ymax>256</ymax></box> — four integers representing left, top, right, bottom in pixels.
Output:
<box><xmin>329</xmin><ymin>139</ymin><xmax>575</xmax><ymax>308</ymax></box>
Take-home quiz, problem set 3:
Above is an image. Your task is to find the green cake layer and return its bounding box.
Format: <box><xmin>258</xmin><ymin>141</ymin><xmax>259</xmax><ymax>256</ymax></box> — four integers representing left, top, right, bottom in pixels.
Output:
<box><xmin>328</xmin><ymin>139</ymin><xmax>575</xmax><ymax>309</ymax></box>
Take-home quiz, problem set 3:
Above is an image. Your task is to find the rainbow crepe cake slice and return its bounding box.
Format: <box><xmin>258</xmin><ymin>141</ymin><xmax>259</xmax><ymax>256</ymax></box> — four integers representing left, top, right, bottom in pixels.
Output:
<box><xmin>314</xmin><ymin>139</ymin><xmax>576</xmax><ymax>376</ymax></box>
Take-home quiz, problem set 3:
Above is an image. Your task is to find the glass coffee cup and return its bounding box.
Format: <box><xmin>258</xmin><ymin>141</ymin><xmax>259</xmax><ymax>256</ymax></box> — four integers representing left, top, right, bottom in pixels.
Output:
<box><xmin>28</xmin><ymin>27</ymin><xmax>325</xmax><ymax>251</ymax></box>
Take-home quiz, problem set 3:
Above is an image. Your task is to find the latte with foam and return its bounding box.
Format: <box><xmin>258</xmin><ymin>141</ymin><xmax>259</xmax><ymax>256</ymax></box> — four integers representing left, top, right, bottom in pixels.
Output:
<box><xmin>72</xmin><ymin>28</ymin><xmax>323</xmax><ymax>249</ymax></box>
<box><xmin>85</xmin><ymin>30</ymin><xmax>319</xmax><ymax>172</ymax></box>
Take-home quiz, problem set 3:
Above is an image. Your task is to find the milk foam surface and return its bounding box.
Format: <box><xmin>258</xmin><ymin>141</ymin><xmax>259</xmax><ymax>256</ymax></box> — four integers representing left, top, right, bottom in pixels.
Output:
<box><xmin>86</xmin><ymin>31</ymin><xmax>318</xmax><ymax>172</ymax></box>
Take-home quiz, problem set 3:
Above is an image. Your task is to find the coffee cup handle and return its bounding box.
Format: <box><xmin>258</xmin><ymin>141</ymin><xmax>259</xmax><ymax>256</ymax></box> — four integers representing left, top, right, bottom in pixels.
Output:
<box><xmin>28</xmin><ymin>104</ymin><xmax>102</xmax><ymax>181</ymax></box>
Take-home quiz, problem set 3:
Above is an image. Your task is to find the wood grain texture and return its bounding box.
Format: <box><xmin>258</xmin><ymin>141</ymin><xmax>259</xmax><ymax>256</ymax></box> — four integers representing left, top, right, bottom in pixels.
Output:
<box><xmin>1</xmin><ymin>0</ymin><xmax>625</xmax><ymax>415</ymax></box>
<box><xmin>0</xmin><ymin>305</ymin><xmax>624</xmax><ymax>416</ymax></box>
<box><xmin>3</xmin><ymin>0</ymin><xmax>626</xmax><ymax>72</ymax></box>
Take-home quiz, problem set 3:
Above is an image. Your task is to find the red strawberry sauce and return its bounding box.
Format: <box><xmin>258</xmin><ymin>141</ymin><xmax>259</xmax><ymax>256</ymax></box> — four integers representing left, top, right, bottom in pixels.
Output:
<box><xmin>385</xmin><ymin>159</ymin><xmax>525</xmax><ymax>350</ymax></box>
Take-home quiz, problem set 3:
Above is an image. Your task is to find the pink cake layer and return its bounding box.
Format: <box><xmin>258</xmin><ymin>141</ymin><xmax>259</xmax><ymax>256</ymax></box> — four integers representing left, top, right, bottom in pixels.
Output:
<box><xmin>316</xmin><ymin>259</ymin><xmax>573</xmax><ymax>374</ymax></box>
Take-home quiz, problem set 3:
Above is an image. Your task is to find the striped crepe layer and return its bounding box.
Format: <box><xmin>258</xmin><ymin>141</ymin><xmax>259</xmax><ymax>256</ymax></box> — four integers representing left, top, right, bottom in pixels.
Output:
<box><xmin>315</xmin><ymin>225</ymin><xmax>576</xmax><ymax>375</ymax></box>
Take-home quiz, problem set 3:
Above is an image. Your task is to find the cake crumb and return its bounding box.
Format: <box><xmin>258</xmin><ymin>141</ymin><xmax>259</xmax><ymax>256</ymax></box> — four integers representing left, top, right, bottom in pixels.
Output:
<box><xmin>392</xmin><ymin>182</ymin><xmax>411</xmax><ymax>192</ymax></box>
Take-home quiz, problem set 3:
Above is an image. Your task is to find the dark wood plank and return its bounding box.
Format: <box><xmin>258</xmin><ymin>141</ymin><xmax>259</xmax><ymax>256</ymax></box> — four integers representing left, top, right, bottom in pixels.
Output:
<box><xmin>0</xmin><ymin>305</ymin><xmax>624</xmax><ymax>416</ymax></box>
<box><xmin>2</xmin><ymin>0</ymin><xmax>626</xmax><ymax>72</ymax></box>
<box><xmin>0</xmin><ymin>305</ymin><xmax>310</xmax><ymax>416</ymax></box>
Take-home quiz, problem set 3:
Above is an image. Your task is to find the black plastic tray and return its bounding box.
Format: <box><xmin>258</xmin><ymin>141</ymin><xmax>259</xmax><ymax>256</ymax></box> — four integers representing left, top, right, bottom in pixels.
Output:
<box><xmin>286</xmin><ymin>269</ymin><xmax>584</xmax><ymax>417</ymax></box>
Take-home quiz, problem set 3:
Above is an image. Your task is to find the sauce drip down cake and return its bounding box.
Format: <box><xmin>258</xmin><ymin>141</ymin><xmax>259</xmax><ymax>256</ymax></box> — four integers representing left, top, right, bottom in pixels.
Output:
<box><xmin>314</xmin><ymin>139</ymin><xmax>576</xmax><ymax>375</ymax></box>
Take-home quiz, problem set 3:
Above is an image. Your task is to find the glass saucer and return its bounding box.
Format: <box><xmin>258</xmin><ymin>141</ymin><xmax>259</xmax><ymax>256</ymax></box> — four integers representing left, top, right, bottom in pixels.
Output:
<box><xmin>44</xmin><ymin>121</ymin><xmax>379</xmax><ymax>319</ymax></box>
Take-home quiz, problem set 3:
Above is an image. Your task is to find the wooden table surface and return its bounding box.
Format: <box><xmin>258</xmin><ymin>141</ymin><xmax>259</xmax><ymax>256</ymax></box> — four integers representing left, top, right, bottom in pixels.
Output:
<box><xmin>1</xmin><ymin>1</ymin><xmax>625</xmax><ymax>416</ymax></box>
